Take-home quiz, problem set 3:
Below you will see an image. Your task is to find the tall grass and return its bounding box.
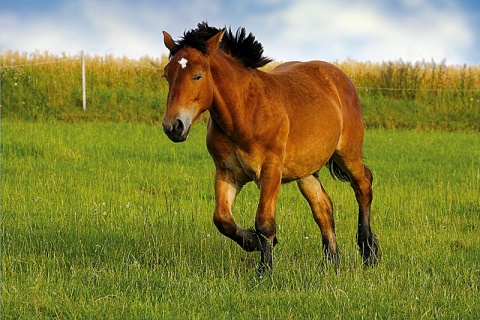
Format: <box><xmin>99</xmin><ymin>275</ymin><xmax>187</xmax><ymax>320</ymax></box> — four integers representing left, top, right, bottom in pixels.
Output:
<box><xmin>336</xmin><ymin>59</ymin><xmax>480</xmax><ymax>130</ymax></box>
<box><xmin>0</xmin><ymin>51</ymin><xmax>168</xmax><ymax>123</ymax></box>
<box><xmin>1</xmin><ymin>50</ymin><xmax>479</xmax><ymax>130</ymax></box>
<box><xmin>2</xmin><ymin>121</ymin><xmax>479</xmax><ymax>319</ymax></box>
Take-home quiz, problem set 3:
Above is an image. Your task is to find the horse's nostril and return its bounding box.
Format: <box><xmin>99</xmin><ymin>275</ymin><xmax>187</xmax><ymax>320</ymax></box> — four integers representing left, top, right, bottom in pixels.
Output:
<box><xmin>162</xmin><ymin>117</ymin><xmax>190</xmax><ymax>142</ymax></box>
<box><xmin>173</xmin><ymin>119</ymin><xmax>184</xmax><ymax>135</ymax></box>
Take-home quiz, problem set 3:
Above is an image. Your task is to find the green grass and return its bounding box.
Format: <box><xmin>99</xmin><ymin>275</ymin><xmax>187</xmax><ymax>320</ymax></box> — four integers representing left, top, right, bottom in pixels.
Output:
<box><xmin>2</xmin><ymin>121</ymin><xmax>479</xmax><ymax>319</ymax></box>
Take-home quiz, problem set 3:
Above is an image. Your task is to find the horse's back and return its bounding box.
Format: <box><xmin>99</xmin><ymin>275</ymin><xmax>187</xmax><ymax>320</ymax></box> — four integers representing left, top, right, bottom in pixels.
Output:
<box><xmin>271</xmin><ymin>60</ymin><xmax>358</xmax><ymax>99</ymax></box>
<box><xmin>270</xmin><ymin>60</ymin><xmax>363</xmax><ymax>133</ymax></box>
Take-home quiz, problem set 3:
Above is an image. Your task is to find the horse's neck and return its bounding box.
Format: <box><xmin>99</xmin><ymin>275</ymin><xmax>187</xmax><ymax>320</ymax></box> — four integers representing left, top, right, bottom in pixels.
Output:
<box><xmin>209</xmin><ymin>54</ymin><xmax>258</xmax><ymax>139</ymax></box>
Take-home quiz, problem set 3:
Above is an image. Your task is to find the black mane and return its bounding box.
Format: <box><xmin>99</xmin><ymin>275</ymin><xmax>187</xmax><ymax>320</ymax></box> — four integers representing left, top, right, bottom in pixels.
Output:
<box><xmin>169</xmin><ymin>22</ymin><xmax>273</xmax><ymax>69</ymax></box>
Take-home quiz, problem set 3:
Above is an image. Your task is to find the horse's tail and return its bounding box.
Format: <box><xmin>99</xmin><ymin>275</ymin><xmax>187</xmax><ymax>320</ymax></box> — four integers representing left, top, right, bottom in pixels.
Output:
<box><xmin>326</xmin><ymin>158</ymin><xmax>350</xmax><ymax>182</ymax></box>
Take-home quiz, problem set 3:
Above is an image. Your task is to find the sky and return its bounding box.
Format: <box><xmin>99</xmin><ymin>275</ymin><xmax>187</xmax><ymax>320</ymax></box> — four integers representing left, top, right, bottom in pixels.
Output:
<box><xmin>1</xmin><ymin>0</ymin><xmax>479</xmax><ymax>65</ymax></box>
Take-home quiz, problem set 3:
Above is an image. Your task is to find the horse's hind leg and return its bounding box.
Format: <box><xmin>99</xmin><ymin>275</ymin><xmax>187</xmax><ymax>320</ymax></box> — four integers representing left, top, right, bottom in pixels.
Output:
<box><xmin>297</xmin><ymin>174</ymin><xmax>339</xmax><ymax>266</ymax></box>
<box><xmin>334</xmin><ymin>155</ymin><xmax>381</xmax><ymax>266</ymax></box>
<box><xmin>352</xmin><ymin>164</ymin><xmax>381</xmax><ymax>265</ymax></box>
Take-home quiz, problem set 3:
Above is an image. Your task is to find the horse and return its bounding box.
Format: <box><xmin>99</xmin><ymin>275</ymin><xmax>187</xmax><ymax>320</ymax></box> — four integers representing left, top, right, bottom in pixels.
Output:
<box><xmin>161</xmin><ymin>22</ymin><xmax>381</xmax><ymax>276</ymax></box>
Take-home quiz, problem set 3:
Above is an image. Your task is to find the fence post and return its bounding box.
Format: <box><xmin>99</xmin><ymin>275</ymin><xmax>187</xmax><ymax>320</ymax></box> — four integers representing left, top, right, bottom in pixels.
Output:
<box><xmin>82</xmin><ymin>51</ymin><xmax>86</xmax><ymax>111</ymax></box>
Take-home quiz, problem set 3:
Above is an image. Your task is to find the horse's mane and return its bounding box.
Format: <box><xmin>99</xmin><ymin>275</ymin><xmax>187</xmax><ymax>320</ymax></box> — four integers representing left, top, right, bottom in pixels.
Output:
<box><xmin>169</xmin><ymin>22</ymin><xmax>273</xmax><ymax>69</ymax></box>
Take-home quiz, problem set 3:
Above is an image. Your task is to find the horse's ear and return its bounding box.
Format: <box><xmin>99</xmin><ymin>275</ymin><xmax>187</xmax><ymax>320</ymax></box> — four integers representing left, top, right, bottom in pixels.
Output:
<box><xmin>206</xmin><ymin>30</ymin><xmax>224</xmax><ymax>55</ymax></box>
<box><xmin>163</xmin><ymin>31</ymin><xmax>176</xmax><ymax>51</ymax></box>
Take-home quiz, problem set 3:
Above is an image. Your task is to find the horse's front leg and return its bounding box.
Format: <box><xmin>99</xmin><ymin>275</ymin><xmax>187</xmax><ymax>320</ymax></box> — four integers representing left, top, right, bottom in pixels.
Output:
<box><xmin>212</xmin><ymin>167</ymin><xmax>261</xmax><ymax>252</ymax></box>
<box><xmin>255</xmin><ymin>161</ymin><xmax>282</xmax><ymax>277</ymax></box>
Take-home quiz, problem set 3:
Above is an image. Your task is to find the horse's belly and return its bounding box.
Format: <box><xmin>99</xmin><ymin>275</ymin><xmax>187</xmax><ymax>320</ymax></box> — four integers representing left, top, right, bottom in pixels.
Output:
<box><xmin>282</xmin><ymin>135</ymin><xmax>339</xmax><ymax>181</ymax></box>
<box><xmin>282</xmin><ymin>155</ymin><xmax>329</xmax><ymax>181</ymax></box>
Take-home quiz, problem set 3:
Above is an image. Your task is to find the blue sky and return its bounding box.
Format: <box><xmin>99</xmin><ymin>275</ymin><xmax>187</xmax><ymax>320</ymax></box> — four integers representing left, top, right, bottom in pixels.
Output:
<box><xmin>1</xmin><ymin>0</ymin><xmax>479</xmax><ymax>65</ymax></box>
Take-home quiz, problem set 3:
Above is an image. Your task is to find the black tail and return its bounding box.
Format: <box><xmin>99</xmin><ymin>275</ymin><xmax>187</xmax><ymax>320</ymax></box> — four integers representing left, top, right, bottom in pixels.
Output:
<box><xmin>326</xmin><ymin>158</ymin><xmax>350</xmax><ymax>182</ymax></box>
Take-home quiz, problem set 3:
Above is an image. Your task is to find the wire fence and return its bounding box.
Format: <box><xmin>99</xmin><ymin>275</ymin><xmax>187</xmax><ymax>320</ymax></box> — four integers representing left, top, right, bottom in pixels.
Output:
<box><xmin>1</xmin><ymin>56</ymin><xmax>478</xmax><ymax>91</ymax></box>
<box><xmin>356</xmin><ymin>87</ymin><xmax>479</xmax><ymax>92</ymax></box>
<box><xmin>1</xmin><ymin>53</ymin><xmax>479</xmax><ymax>129</ymax></box>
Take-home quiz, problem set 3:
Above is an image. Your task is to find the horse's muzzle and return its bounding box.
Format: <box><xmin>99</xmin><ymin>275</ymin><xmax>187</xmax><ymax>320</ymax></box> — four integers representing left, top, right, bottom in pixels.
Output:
<box><xmin>162</xmin><ymin>118</ymin><xmax>190</xmax><ymax>142</ymax></box>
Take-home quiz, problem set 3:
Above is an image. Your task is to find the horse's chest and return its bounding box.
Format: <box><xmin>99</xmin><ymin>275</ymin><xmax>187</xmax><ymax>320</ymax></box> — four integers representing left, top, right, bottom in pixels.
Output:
<box><xmin>220</xmin><ymin>149</ymin><xmax>261</xmax><ymax>183</ymax></box>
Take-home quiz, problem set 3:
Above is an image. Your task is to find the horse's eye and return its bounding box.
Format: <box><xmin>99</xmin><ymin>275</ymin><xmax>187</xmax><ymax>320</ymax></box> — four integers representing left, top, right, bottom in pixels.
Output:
<box><xmin>192</xmin><ymin>74</ymin><xmax>203</xmax><ymax>81</ymax></box>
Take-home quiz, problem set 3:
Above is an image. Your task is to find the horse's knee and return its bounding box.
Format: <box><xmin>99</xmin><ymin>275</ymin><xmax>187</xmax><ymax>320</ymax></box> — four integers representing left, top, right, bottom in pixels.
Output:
<box><xmin>351</xmin><ymin>173</ymin><xmax>373</xmax><ymax>206</ymax></box>
<box><xmin>213</xmin><ymin>211</ymin><xmax>236</xmax><ymax>237</ymax></box>
<box><xmin>214</xmin><ymin>210</ymin><xmax>262</xmax><ymax>251</ymax></box>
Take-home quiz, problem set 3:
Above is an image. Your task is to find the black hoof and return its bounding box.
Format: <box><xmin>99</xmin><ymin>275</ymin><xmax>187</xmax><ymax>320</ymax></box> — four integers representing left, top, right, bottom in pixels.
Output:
<box><xmin>327</xmin><ymin>251</ymin><xmax>341</xmax><ymax>272</ymax></box>
<box><xmin>322</xmin><ymin>242</ymin><xmax>340</xmax><ymax>268</ymax></box>
<box><xmin>256</xmin><ymin>262</ymin><xmax>272</xmax><ymax>279</ymax></box>
<box><xmin>239</xmin><ymin>228</ymin><xmax>278</xmax><ymax>252</ymax></box>
<box><xmin>358</xmin><ymin>233</ymin><xmax>381</xmax><ymax>266</ymax></box>
<box><xmin>238</xmin><ymin>228</ymin><xmax>261</xmax><ymax>252</ymax></box>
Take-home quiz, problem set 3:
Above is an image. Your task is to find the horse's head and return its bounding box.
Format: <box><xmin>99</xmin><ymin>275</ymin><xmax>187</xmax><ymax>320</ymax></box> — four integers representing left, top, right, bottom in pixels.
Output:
<box><xmin>161</xmin><ymin>30</ymin><xmax>224</xmax><ymax>142</ymax></box>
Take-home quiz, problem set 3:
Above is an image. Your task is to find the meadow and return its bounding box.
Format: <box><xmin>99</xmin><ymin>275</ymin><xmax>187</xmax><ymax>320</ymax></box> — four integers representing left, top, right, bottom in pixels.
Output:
<box><xmin>2</xmin><ymin>122</ymin><xmax>479</xmax><ymax>319</ymax></box>
<box><xmin>1</xmin><ymin>51</ymin><xmax>479</xmax><ymax>318</ymax></box>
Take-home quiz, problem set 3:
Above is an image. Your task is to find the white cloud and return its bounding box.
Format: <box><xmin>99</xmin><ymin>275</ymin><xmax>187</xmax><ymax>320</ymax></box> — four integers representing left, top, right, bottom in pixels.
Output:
<box><xmin>0</xmin><ymin>0</ymin><xmax>477</xmax><ymax>64</ymax></box>
<box><xmin>0</xmin><ymin>0</ymin><xmax>167</xmax><ymax>57</ymax></box>
<box><xmin>261</xmin><ymin>0</ymin><xmax>475</xmax><ymax>64</ymax></box>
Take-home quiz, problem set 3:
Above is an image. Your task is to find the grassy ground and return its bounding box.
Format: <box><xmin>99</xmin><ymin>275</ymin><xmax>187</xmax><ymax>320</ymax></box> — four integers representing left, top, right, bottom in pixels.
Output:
<box><xmin>2</xmin><ymin>121</ymin><xmax>478</xmax><ymax>319</ymax></box>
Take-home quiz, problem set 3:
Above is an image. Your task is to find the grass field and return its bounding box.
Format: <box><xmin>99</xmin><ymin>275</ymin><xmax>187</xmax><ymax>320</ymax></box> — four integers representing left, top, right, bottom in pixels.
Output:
<box><xmin>2</xmin><ymin>121</ymin><xmax>478</xmax><ymax>319</ymax></box>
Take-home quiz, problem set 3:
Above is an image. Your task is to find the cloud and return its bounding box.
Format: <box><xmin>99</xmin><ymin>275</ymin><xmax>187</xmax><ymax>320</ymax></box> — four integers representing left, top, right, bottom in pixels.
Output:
<box><xmin>0</xmin><ymin>0</ymin><xmax>478</xmax><ymax>65</ymax></box>
<box><xmin>261</xmin><ymin>0</ymin><xmax>476</xmax><ymax>64</ymax></box>
<box><xmin>0</xmin><ymin>0</ymin><xmax>166</xmax><ymax>57</ymax></box>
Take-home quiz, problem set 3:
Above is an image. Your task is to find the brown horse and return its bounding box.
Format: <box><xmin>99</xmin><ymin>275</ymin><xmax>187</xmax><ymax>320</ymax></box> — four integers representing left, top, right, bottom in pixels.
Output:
<box><xmin>161</xmin><ymin>22</ymin><xmax>381</xmax><ymax>276</ymax></box>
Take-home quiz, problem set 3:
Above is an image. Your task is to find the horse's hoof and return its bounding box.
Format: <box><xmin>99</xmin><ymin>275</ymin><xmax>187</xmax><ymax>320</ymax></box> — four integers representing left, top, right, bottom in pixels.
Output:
<box><xmin>360</xmin><ymin>234</ymin><xmax>381</xmax><ymax>267</ymax></box>
<box><xmin>239</xmin><ymin>228</ymin><xmax>260</xmax><ymax>252</ymax></box>
<box><xmin>256</xmin><ymin>262</ymin><xmax>272</xmax><ymax>279</ymax></box>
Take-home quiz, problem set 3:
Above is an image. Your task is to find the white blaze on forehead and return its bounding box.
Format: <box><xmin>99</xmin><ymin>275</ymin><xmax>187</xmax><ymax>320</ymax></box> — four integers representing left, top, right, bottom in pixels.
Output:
<box><xmin>178</xmin><ymin>58</ymin><xmax>188</xmax><ymax>69</ymax></box>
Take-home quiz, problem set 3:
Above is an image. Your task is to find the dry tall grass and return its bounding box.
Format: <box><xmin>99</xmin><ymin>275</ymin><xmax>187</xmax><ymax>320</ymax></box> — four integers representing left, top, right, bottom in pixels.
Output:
<box><xmin>1</xmin><ymin>50</ymin><xmax>478</xmax><ymax>130</ymax></box>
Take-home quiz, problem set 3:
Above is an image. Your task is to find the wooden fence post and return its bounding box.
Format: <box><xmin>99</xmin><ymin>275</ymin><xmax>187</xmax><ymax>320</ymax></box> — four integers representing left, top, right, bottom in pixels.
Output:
<box><xmin>82</xmin><ymin>51</ymin><xmax>86</xmax><ymax>111</ymax></box>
